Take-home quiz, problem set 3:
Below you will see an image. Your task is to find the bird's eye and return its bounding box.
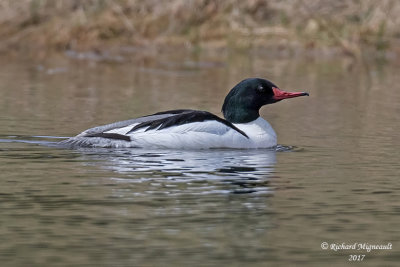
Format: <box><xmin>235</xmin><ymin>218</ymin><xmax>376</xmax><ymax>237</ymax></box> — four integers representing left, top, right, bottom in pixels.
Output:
<box><xmin>257</xmin><ymin>85</ymin><xmax>265</xmax><ymax>93</ymax></box>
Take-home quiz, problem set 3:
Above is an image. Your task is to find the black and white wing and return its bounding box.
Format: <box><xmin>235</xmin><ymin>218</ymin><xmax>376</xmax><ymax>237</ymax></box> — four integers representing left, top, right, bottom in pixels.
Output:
<box><xmin>60</xmin><ymin>109</ymin><xmax>247</xmax><ymax>147</ymax></box>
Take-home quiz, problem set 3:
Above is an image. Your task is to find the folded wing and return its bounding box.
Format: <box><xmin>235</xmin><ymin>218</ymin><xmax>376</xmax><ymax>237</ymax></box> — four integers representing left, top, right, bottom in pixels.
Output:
<box><xmin>60</xmin><ymin>110</ymin><xmax>247</xmax><ymax>148</ymax></box>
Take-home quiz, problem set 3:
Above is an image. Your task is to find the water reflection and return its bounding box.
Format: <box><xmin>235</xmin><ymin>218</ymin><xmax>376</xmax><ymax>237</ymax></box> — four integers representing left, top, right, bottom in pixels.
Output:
<box><xmin>0</xmin><ymin>140</ymin><xmax>280</xmax><ymax>266</ymax></box>
<box><xmin>1</xmin><ymin>53</ymin><xmax>400</xmax><ymax>266</ymax></box>
<box><xmin>76</xmin><ymin>148</ymin><xmax>277</xmax><ymax>195</ymax></box>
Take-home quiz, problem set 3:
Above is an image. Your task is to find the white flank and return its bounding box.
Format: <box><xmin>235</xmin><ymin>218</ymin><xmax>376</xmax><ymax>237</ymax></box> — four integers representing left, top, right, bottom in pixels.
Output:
<box><xmin>115</xmin><ymin>117</ymin><xmax>275</xmax><ymax>149</ymax></box>
<box><xmin>68</xmin><ymin>117</ymin><xmax>277</xmax><ymax>149</ymax></box>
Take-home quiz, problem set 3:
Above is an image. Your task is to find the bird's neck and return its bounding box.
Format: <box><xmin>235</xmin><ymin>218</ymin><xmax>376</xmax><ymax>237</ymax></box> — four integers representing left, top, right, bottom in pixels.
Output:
<box><xmin>223</xmin><ymin>104</ymin><xmax>260</xmax><ymax>123</ymax></box>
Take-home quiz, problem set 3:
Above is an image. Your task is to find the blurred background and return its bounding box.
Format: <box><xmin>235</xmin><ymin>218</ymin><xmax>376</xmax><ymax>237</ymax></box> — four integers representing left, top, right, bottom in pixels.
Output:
<box><xmin>1</xmin><ymin>0</ymin><xmax>400</xmax><ymax>59</ymax></box>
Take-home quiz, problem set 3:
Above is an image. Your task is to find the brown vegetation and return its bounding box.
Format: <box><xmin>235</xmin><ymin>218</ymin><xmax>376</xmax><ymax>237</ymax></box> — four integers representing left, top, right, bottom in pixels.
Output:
<box><xmin>0</xmin><ymin>0</ymin><xmax>399</xmax><ymax>58</ymax></box>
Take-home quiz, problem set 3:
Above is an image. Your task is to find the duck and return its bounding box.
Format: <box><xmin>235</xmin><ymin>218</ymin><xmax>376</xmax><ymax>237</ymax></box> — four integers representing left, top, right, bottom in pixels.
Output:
<box><xmin>61</xmin><ymin>78</ymin><xmax>308</xmax><ymax>149</ymax></box>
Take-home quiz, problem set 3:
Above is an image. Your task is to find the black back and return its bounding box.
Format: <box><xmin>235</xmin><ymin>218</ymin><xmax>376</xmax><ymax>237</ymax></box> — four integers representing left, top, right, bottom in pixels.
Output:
<box><xmin>127</xmin><ymin>110</ymin><xmax>248</xmax><ymax>138</ymax></box>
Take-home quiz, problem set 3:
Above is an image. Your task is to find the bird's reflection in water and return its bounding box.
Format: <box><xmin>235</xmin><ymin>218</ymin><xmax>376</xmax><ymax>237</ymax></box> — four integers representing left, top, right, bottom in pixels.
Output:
<box><xmin>76</xmin><ymin>148</ymin><xmax>278</xmax><ymax>195</ymax></box>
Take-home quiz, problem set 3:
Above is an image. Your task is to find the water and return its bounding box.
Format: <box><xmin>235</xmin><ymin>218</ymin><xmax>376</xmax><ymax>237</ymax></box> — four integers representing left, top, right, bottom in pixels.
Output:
<box><xmin>0</xmin><ymin>52</ymin><xmax>399</xmax><ymax>266</ymax></box>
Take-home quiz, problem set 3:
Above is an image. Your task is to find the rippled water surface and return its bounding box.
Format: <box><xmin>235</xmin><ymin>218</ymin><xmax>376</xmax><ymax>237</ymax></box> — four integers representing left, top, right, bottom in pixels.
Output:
<box><xmin>0</xmin><ymin>52</ymin><xmax>399</xmax><ymax>266</ymax></box>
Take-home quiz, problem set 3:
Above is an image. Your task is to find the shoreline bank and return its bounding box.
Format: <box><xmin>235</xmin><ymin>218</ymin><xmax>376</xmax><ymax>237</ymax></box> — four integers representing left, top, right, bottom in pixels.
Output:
<box><xmin>1</xmin><ymin>1</ymin><xmax>399</xmax><ymax>61</ymax></box>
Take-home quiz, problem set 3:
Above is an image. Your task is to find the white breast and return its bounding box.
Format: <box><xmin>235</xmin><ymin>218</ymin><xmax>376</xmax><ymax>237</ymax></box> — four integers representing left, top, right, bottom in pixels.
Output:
<box><xmin>233</xmin><ymin>117</ymin><xmax>277</xmax><ymax>148</ymax></box>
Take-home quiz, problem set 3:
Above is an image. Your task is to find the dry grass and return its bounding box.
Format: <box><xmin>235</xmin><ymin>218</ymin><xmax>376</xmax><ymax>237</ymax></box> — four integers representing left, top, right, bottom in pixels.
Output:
<box><xmin>0</xmin><ymin>0</ymin><xmax>399</xmax><ymax>57</ymax></box>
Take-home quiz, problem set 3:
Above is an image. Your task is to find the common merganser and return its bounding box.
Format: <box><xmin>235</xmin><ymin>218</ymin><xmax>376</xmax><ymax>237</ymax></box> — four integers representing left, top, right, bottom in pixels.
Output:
<box><xmin>61</xmin><ymin>78</ymin><xmax>308</xmax><ymax>149</ymax></box>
